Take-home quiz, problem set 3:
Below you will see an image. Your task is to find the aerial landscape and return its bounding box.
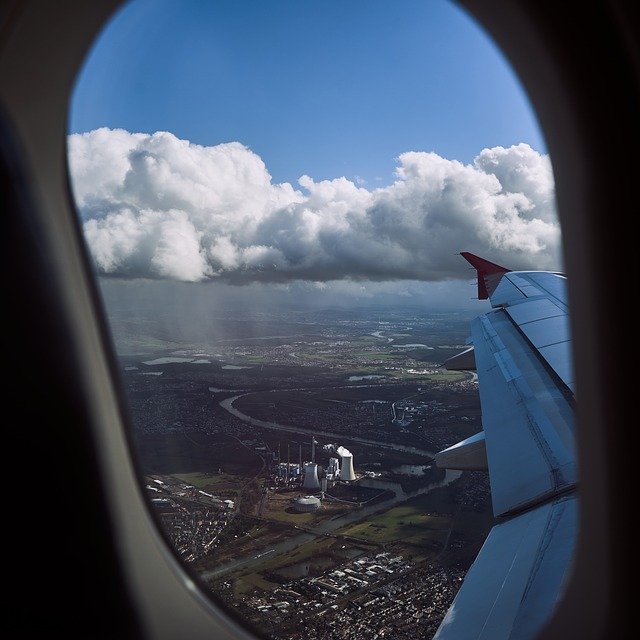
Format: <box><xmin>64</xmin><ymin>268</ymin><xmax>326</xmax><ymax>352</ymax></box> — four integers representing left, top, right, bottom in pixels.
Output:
<box><xmin>111</xmin><ymin>303</ymin><xmax>493</xmax><ymax>638</ymax></box>
<box><xmin>66</xmin><ymin>1</ymin><xmax>564</xmax><ymax>636</ymax></box>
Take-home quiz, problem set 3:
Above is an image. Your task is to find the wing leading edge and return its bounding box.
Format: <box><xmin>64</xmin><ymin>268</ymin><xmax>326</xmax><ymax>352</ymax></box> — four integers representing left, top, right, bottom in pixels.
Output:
<box><xmin>434</xmin><ymin>253</ymin><xmax>577</xmax><ymax>640</ymax></box>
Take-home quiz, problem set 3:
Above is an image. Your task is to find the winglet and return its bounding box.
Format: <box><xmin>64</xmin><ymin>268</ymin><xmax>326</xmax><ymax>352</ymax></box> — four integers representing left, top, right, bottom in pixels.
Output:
<box><xmin>461</xmin><ymin>252</ymin><xmax>510</xmax><ymax>300</ymax></box>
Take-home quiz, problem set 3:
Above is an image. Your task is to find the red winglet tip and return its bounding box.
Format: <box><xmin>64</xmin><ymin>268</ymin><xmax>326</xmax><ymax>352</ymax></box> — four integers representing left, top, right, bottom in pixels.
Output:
<box><xmin>460</xmin><ymin>252</ymin><xmax>510</xmax><ymax>275</ymax></box>
<box><xmin>460</xmin><ymin>252</ymin><xmax>510</xmax><ymax>300</ymax></box>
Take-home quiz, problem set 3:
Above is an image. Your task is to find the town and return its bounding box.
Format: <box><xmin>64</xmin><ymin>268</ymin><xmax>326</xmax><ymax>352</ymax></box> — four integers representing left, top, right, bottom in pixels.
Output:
<box><xmin>119</xmin><ymin>308</ymin><xmax>492</xmax><ymax>639</ymax></box>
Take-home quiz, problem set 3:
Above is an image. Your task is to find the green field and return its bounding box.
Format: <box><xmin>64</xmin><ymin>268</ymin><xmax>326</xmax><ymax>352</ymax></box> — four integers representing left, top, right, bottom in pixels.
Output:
<box><xmin>227</xmin><ymin>535</ymin><xmax>380</xmax><ymax>594</ymax></box>
<box><xmin>336</xmin><ymin>481</ymin><xmax>493</xmax><ymax>552</ymax></box>
<box><xmin>173</xmin><ymin>472</ymin><xmax>228</xmax><ymax>488</ymax></box>
<box><xmin>263</xmin><ymin>501</ymin><xmax>348</xmax><ymax>526</ymax></box>
<box><xmin>338</xmin><ymin>501</ymin><xmax>450</xmax><ymax>546</ymax></box>
<box><xmin>241</xmin><ymin>536</ymin><xmax>337</xmax><ymax>577</ymax></box>
<box><xmin>352</xmin><ymin>351</ymin><xmax>397</xmax><ymax>360</ymax></box>
<box><xmin>262</xmin><ymin>506</ymin><xmax>317</xmax><ymax>525</ymax></box>
<box><xmin>240</xmin><ymin>536</ymin><xmax>373</xmax><ymax>574</ymax></box>
<box><xmin>241</xmin><ymin>355</ymin><xmax>271</xmax><ymax>363</ymax></box>
<box><xmin>233</xmin><ymin>572</ymin><xmax>280</xmax><ymax>595</ymax></box>
<box><xmin>172</xmin><ymin>472</ymin><xmax>242</xmax><ymax>495</ymax></box>
<box><xmin>115</xmin><ymin>335</ymin><xmax>183</xmax><ymax>355</ymax></box>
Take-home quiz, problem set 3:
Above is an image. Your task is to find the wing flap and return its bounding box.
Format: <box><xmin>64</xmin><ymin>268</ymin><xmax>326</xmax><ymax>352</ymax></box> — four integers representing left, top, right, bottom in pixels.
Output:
<box><xmin>516</xmin><ymin>313</ymin><xmax>569</xmax><ymax>348</ymax></box>
<box><xmin>434</xmin><ymin>496</ymin><xmax>577</xmax><ymax>640</ymax></box>
<box><xmin>504</xmin><ymin>298</ymin><xmax>574</xmax><ymax>392</ymax></box>
<box><xmin>490</xmin><ymin>271</ymin><xmax>568</xmax><ymax>311</ymax></box>
<box><xmin>472</xmin><ymin>310</ymin><xmax>575</xmax><ymax>516</ymax></box>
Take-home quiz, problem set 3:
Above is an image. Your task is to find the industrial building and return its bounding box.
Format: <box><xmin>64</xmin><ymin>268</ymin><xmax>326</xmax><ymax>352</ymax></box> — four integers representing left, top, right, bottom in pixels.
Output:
<box><xmin>327</xmin><ymin>457</ymin><xmax>340</xmax><ymax>481</ymax></box>
<box><xmin>276</xmin><ymin>462</ymin><xmax>301</xmax><ymax>477</ymax></box>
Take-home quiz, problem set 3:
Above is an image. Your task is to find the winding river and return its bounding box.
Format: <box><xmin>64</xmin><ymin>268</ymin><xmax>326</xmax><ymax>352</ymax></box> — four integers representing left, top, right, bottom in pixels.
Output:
<box><xmin>219</xmin><ymin>393</ymin><xmax>435</xmax><ymax>456</ymax></box>
<box><xmin>202</xmin><ymin>392</ymin><xmax>463</xmax><ymax>579</ymax></box>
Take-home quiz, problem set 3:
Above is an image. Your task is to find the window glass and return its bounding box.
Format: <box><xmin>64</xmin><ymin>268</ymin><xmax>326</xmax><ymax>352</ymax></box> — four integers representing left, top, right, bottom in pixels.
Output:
<box><xmin>68</xmin><ymin>2</ymin><xmax>565</xmax><ymax>638</ymax></box>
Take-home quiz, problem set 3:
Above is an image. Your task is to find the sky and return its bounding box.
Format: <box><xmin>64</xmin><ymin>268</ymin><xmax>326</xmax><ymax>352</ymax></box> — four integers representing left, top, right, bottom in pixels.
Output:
<box><xmin>70</xmin><ymin>0</ymin><xmax>546</xmax><ymax>186</ymax></box>
<box><xmin>68</xmin><ymin>0</ymin><xmax>558</xmax><ymax>310</ymax></box>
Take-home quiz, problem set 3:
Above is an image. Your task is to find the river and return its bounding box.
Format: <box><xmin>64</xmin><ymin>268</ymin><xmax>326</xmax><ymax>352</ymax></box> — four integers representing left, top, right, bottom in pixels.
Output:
<box><xmin>219</xmin><ymin>394</ymin><xmax>435</xmax><ymax>457</ymax></box>
<box><xmin>205</xmin><ymin>389</ymin><xmax>461</xmax><ymax>580</ymax></box>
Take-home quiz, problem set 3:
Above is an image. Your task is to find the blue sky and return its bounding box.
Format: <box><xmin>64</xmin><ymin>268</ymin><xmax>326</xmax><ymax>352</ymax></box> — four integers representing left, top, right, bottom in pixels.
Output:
<box><xmin>70</xmin><ymin>0</ymin><xmax>545</xmax><ymax>186</ymax></box>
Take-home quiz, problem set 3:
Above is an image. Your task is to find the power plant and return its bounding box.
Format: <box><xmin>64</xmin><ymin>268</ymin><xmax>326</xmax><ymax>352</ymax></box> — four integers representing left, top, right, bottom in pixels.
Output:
<box><xmin>264</xmin><ymin>436</ymin><xmax>367</xmax><ymax>522</ymax></box>
<box><xmin>271</xmin><ymin>438</ymin><xmax>357</xmax><ymax>491</ymax></box>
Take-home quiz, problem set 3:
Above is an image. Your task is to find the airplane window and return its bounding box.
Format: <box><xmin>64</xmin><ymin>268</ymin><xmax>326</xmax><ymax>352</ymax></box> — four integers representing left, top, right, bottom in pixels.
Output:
<box><xmin>67</xmin><ymin>1</ymin><xmax>574</xmax><ymax>638</ymax></box>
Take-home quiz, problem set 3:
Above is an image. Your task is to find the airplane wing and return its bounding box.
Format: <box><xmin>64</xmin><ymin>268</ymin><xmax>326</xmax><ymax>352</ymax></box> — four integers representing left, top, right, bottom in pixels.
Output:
<box><xmin>433</xmin><ymin>252</ymin><xmax>577</xmax><ymax>640</ymax></box>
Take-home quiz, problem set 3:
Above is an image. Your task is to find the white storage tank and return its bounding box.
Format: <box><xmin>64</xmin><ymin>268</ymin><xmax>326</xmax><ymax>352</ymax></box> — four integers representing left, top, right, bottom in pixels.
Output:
<box><xmin>293</xmin><ymin>495</ymin><xmax>321</xmax><ymax>513</ymax></box>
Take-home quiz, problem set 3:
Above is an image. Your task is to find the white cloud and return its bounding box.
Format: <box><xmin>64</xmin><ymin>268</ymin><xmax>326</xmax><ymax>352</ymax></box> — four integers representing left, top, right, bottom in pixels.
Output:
<box><xmin>68</xmin><ymin>128</ymin><xmax>560</xmax><ymax>283</ymax></box>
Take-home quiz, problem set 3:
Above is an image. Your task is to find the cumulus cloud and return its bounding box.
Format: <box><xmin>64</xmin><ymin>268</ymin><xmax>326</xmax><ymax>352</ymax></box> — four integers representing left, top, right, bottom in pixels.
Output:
<box><xmin>68</xmin><ymin>128</ymin><xmax>560</xmax><ymax>283</ymax></box>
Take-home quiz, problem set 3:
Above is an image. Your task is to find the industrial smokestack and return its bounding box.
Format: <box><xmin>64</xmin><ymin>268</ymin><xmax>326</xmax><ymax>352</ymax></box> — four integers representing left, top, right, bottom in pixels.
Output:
<box><xmin>337</xmin><ymin>446</ymin><xmax>356</xmax><ymax>481</ymax></box>
<box><xmin>339</xmin><ymin>455</ymin><xmax>355</xmax><ymax>481</ymax></box>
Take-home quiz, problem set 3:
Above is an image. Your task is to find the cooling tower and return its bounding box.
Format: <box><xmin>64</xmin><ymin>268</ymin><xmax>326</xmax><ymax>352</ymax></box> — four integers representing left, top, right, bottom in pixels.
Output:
<box><xmin>339</xmin><ymin>454</ymin><xmax>355</xmax><ymax>481</ymax></box>
<box><xmin>303</xmin><ymin>462</ymin><xmax>320</xmax><ymax>490</ymax></box>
